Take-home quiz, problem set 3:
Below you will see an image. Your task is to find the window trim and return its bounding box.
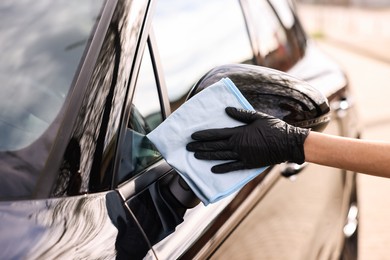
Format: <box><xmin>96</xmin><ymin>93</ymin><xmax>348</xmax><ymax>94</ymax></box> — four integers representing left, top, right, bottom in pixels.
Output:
<box><xmin>113</xmin><ymin>35</ymin><xmax>169</xmax><ymax>187</ymax></box>
<box><xmin>111</xmin><ymin>1</ymin><xmax>157</xmax><ymax>189</ymax></box>
<box><xmin>148</xmin><ymin>30</ymin><xmax>172</xmax><ymax>119</ymax></box>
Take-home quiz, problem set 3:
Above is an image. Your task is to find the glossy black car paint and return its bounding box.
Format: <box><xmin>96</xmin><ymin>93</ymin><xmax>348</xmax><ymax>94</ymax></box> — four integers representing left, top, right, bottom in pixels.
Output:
<box><xmin>189</xmin><ymin>64</ymin><xmax>331</xmax><ymax>131</ymax></box>
<box><xmin>0</xmin><ymin>191</ymin><xmax>150</xmax><ymax>259</ymax></box>
<box><xmin>0</xmin><ymin>0</ymin><xmax>359</xmax><ymax>259</ymax></box>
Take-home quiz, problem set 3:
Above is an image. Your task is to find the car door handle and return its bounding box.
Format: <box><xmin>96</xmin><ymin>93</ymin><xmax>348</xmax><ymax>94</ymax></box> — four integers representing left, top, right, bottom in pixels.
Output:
<box><xmin>281</xmin><ymin>162</ymin><xmax>308</xmax><ymax>178</ymax></box>
<box><xmin>333</xmin><ymin>97</ymin><xmax>352</xmax><ymax>119</ymax></box>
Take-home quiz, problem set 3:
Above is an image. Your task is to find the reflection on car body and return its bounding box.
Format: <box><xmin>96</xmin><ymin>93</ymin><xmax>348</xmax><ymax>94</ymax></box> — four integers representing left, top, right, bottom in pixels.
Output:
<box><xmin>0</xmin><ymin>0</ymin><xmax>359</xmax><ymax>259</ymax></box>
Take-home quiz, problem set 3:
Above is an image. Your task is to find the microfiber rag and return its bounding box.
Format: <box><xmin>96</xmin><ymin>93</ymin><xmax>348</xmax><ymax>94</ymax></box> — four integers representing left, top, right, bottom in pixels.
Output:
<box><xmin>146</xmin><ymin>78</ymin><xmax>268</xmax><ymax>205</ymax></box>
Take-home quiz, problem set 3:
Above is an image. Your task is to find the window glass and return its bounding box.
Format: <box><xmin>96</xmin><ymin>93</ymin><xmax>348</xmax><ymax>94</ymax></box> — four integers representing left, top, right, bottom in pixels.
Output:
<box><xmin>246</xmin><ymin>0</ymin><xmax>294</xmax><ymax>71</ymax></box>
<box><xmin>0</xmin><ymin>0</ymin><xmax>104</xmax><ymax>151</ymax></box>
<box><xmin>269</xmin><ymin>0</ymin><xmax>306</xmax><ymax>58</ymax></box>
<box><xmin>153</xmin><ymin>0</ymin><xmax>254</xmax><ymax>109</ymax></box>
<box><xmin>131</xmin><ymin>47</ymin><xmax>163</xmax><ymax>134</ymax></box>
<box><xmin>117</xmin><ymin>45</ymin><xmax>162</xmax><ymax>182</ymax></box>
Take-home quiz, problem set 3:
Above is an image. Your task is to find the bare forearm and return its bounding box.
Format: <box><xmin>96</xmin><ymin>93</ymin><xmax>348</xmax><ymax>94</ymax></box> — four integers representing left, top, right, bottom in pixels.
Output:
<box><xmin>304</xmin><ymin>131</ymin><xmax>390</xmax><ymax>178</ymax></box>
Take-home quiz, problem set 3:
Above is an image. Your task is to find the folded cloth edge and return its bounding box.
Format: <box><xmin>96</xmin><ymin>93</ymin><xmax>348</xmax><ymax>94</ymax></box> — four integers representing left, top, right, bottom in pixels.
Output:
<box><xmin>221</xmin><ymin>78</ymin><xmax>253</xmax><ymax>109</ymax></box>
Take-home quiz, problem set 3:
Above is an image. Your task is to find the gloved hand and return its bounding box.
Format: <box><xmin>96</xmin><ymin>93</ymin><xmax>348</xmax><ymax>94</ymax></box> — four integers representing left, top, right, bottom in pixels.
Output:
<box><xmin>186</xmin><ymin>107</ymin><xmax>310</xmax><ymax>173</ymax></box>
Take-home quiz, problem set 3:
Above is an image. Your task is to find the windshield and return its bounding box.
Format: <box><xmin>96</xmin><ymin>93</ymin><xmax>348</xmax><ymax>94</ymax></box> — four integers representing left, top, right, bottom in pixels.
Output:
<box><xmin>0</xmin><ymin>0</ymin><xmax>103</xmax><ymax>151</ymax></box>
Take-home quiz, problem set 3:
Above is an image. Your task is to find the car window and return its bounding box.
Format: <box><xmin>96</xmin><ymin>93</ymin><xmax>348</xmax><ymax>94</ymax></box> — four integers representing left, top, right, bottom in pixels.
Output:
<box><xmin>245</xmin><ymin>0</ymin><xmax>296</xmax><ymax>71</ymax></box>
<box><xmin>0</xmin><ymin>0</ymin><xmax>106</xmax><ymax>200</ymax></box>
<box><xmin>153</xmin><ymin>0</ymin><xmax>255</xmax><ymax>110</ymax></box>
<box><xmin>117</xmin><ymin>45</ymin><xmax>162</xmax><ymax>183</ymax></box>
<box><xmin>268</xmin><ymin>0</ymin><xmax>306</xmax><ymax>60</ymax></box>
<box><xmin>0</xmin><ymin>0</ymin><xmax>104</xmax><ymax>151</ymax></box>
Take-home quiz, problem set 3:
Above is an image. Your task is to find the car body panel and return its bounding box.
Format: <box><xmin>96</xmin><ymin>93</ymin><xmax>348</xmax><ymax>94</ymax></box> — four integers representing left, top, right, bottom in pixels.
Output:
<box><xmin>0</xmin><ymin>191</ymin><xmax>153</xmax><ymax>259</ymax></box>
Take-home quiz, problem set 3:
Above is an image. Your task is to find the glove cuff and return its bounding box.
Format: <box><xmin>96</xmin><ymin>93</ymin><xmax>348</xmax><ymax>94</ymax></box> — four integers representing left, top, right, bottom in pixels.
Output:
<box><xmin>288</xmin><ymin>127</ymin><xmax>310</xmax><ymax>164</ymax></box>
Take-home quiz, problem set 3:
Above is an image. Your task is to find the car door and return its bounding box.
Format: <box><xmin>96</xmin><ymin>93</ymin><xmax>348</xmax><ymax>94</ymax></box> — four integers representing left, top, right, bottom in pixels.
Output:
<box><xmin>114</xmin><ymin>0</ymin><xmax>358</xmax><ymax>259</ymax></box>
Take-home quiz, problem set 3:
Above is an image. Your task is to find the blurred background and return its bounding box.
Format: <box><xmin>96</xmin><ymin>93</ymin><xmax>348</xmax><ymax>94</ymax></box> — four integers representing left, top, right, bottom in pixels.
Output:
<box><xmin>295</xmin><ymin>1</ymin><xmax>390</xmax><ymax>259</ymax></box>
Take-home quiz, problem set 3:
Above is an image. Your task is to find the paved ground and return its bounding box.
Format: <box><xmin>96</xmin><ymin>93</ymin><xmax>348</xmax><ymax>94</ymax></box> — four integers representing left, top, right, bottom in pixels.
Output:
<box><xmin>297</xmin><ymin>4</ymin><xmax>390</xmax><ymax>259</ymax></box>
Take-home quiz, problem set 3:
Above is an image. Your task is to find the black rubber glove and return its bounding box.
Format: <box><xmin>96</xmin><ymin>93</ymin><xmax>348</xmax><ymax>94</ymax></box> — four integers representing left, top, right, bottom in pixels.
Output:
<box><xmin>186</xmin><ymin>107</ymin><xmax>310</xmax><ymax>173</ymax></box>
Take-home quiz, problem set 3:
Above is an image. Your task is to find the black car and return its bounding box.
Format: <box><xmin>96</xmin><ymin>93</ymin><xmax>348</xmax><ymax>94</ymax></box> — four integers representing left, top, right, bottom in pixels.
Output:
<box><xmin>0</xmin><ymin>0</ymin><xmax>359</xmax><ymax>259</ymax></box>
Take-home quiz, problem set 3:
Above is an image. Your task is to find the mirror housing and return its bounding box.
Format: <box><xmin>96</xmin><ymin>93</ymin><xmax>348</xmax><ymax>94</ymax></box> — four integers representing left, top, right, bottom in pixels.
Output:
<box><xmin>187</xmin><ymin>64</ymin><xmax>330</xmax><ymax>132</ymax></box>
<box><xmin>163</xmin><ymin>64</ymin><xmax>331</xmax><ymax>211</ymax></box>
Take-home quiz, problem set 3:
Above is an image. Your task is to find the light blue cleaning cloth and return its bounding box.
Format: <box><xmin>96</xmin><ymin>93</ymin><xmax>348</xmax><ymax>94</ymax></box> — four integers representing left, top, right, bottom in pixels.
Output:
<box><xmin>147</xmin><ymin>78</ymin><xmax>267</xmax><ymax>205</ymax></box>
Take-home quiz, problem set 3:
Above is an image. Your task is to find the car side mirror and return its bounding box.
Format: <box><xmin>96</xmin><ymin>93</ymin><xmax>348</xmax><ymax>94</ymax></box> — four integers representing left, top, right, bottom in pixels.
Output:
<box><xmin>162</xmin><ymin>64</ymin><xmax>331</xmax><ymax>212</ymax></box>
<box><xmin>187</xmin><ymin>64</ymin><xmax>330</xmax><ymax>132</ymax></box>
